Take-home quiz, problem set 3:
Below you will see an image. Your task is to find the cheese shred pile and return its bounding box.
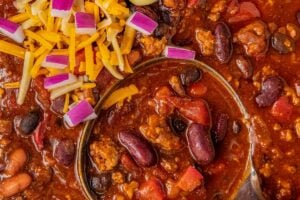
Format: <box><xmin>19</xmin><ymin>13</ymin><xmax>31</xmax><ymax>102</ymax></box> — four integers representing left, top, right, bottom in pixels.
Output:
<box><xmin>0</xmin><ymin>0</ymin><xmax>136</xmax><ymax>110</ymax></box>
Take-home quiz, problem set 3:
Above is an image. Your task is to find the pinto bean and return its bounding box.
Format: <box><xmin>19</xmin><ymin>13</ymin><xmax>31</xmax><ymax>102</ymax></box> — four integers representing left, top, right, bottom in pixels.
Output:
<box><xmin>0</xmin><ymin>173</ymin><xmax>32</xmax><ymax>197</ymax></box>
<box><xmin>255</xmin><ymin>76</ymin><xmax>284</xmax><ymax>107</ymax></box>
<box><xmin>214</xmin><ymin>22</ymin><xmax>233</xmax><ymax>63</ymax></box>
<box><xmin>271</xmin><ymin>32</ymin><xmax>295</xmax><ymax>54</ymax></box>
<box><xmin>19</xmin><ymin>110</ymin><xmax>41</xmax><ymax>135</ymax></box>
<box><xmin>212</xmin><ymin>113</ymin><xmax>229</xmax><ymax>143</ymax></box>
<box><xmin>5</xmin><ymin>148</ymin><xmax>27</xmax><ymax>176</ymax></box>
<box><xmin>180</xmin><ymin>68</ymin><xmax>202</xmax><ymax>86</ymax></box>
<box><xmin>186</xmin><ymin>123</ymin><xmax>215</xmax><ymax>165</ymax></box>
<box><xmin>118</xmin><ymin>130</ymin><xmax>157</xmax><ymax>167</ymax></box>
<box><xmin>235</xmin><ymin>56</ymin><xmax>253</xmax><ymax>79</ymax></box>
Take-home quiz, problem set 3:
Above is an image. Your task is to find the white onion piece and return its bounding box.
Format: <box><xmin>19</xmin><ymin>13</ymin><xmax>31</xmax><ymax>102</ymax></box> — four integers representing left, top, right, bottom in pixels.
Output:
<box><xmin>126</xmin><ymin>11</ymin><xmax>158</xmax><ymax>35</ymax></box>
<box><xmin>63</xmin><ymin>100</ymin><xmax>97</xmax><ymax>127</ymax></box>
<box><xmin>0</xmin><ymin>18</ymin><xmax>25</xmax><ymax>43</ymax></box>
<box><xmin>163</xmin><ymin>46</ymin><xmax>196</xmax><ymax>60</ymax></box>
<box><xmin>75</xmin><ymin>12</ymin><xmax>96</xmax><ymax>35</ymax></box>
<box><xmin>129</xmin><ymin>0</ymin><xmax>158</xmax><ymax>6</ymax></box>
<box><xmin>44</xmin><ymin>73</ymin><xmax>77</xmax><ymax>90</ymax></box>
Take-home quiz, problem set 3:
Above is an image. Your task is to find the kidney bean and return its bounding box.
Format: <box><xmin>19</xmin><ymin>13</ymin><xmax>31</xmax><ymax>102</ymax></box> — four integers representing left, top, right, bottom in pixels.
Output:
<box><xmin>180</xmin><ymin>68</ymin><xmax>202</xmax><ymax>86</ymax></box>
<box><xmin>118</xmin><ymin>130</ymin><xmax>157</xmax><ymax>167</ymax></box>
<box><xmin>212</xmin><ymin>113</ymin><xmax>229</xmax><ymax>143</ymax></box>
<box><xmin>297</xmin><ymin>11</ymin><xmax>300</xmax><ymax>25</ymax></box>
<box><xmin>255</xmin><ymin>76</ymin><xmax>284</xmax><ymax>107</ymax></box>
<box><xmin>54</xmin><ymin>140</ymin><xmax>75</xmax><ymax>166</ymax></box>
<box><xmin>0</xmin><ymin>173</ymin><xmax>32</xmax><ymax>197</ymax></box>
<box><xmin>90</xmin><ymin>173</ymin><xmax>112</xmax><ymax>194</ymax></box>
<box><xmin>19</xmin><ymin>110</ymin><xmax>41</xmax><ymax>135</ymax></box>
<box><xmin>235</xmin><ymin>56</ymin><xmax>253</xmax><ymax>79</ymax></box>
<box><xmin>5</xmin><ymin>148</ymin><xmax>27</xmax><ymax>177</ymax></box>
<box><xmin>186</xmin><ymin>123</ymin><xmax>215</xmax><ymax>165</ymax></box>
<box><xmin>214</xmin><ymin>22</ymin><xmax>233</xmax><ymax>63</ymax></box>
<box><xmin>50</xmin><ymin>96</ymin><xmax>65</xmax><ymax>115</ymax></box>
<box><xmin>271</xmin><ymin>32</ymin><xmax>295</xmax><ymax>54</ymax></box>
<box><xmin>232</xmin><ymin>120</ymin><xmax>242</xmax><ymax>134</ymax></box>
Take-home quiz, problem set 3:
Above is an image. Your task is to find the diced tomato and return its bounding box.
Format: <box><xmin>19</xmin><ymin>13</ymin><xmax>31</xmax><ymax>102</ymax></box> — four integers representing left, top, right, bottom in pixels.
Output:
<box><xmin>32</xmin><ymin>113</ymin><xmax>49</xmax><ymax>151</ymax></box>
<box><xmin>137</xmin><ymin>178</ymin><xmax>166</xmax><ymax>200</ymax></box>
<box><xmin>167</xmin><ymin>97</ymin><xmax>211</xmax><ymax>126</ymax></box>
<box><xmin>228</xmin><ymin>2</ymin><xmax>261</xmax><ymax>23</ymax></box>
<box><xmin>271</xmin><ymin>96</ymin><xmax>294</xmax><ymax>123</ymax></box>
<box><xmin>176</xmin><ymin>166</ymin><xmax>203</xmax><ymax>192</ymax></box>
<box><xmin>187</xmin><ymin>82</ymin><xmax>208</xmax><ymax>97</ymax></box>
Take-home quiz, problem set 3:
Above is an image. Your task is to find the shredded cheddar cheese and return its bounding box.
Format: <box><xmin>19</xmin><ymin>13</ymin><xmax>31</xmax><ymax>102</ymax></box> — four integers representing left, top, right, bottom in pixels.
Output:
<box><xmin>63</xmin><ymin>93</ymin><xmax>70</xmax><ymax>113</ymax></box>
<box><xmin>0</xmin><ymin>40</ymin><xmax>26</xmax><ymax>58</ymax></box>
<box><xmin>4</xmin><ymin>82</ymin><xmax>20</xmax><ymax>89</ymax></box>
<box><xmin>102</xmin><ymin>84</ymin><xmax>139</xmax><ymax>109</ymax></box>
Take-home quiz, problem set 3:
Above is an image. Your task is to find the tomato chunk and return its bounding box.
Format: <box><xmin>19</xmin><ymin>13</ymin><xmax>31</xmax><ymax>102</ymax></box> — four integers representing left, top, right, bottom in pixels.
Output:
<box><xmin>176</xmin><ymin>166</ymin><xmax>203</xmax><ymax>192</ymax></box>
<box><xmin>168</xmin><ymin>97</ymin><xmax>211</xmax><ymax>126</ymax></box>
<box><xmin>137</xmin><ymin>178</ymin><xmax>166</xmax><ymax>200</ymax></box>
<box><xmin>271</xmin><ymin>96</ymin><xmax>293</xmax><ymax>123</ymax></box>
<box><xmin>228</xmin><ymin>2</ymin><xmax>261</xmax><ymax>23</ymax></box>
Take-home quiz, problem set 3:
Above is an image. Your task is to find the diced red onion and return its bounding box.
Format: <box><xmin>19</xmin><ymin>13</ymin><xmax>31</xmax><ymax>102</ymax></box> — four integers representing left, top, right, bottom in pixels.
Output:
<box><xmin>0</xmin><ymin>18</ymin><xmax>25</xmax><ymax>43</ymax></box>
<box><xmin>44</xmin><ymin>73</ymin><xmax>77</xmax><ymax>90</ymax></box>
<box><xmin>42</xmin><ymin>54</ymin><xmax>69</xmax><ymax>69</ymax></box>
<box><xmin>163</xmin><ymin>46</ymin><xmax>196</xmax><ymax>60</ymax></box>
<box><xmin>75</xmin><ymin>12</ymin><xmax>96</xmax><ymax>35</ymax></box>
<box><xmin>51</xmin><ymin>0</ymin><xmax>74</xmax><ymax>18</ymax></box>
<box><xmin>126</xmin><ymin>11</ymin><xmax>158</xmax><ymax>35</ymax></box>
<box><xmin>64</xmin><ymin>100</ymin><xmax>97</xmax><ymax>127</ymax></box>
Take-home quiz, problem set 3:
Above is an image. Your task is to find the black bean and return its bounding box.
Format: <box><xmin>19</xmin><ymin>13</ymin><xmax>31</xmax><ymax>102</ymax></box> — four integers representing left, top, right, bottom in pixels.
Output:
<box><xmin>90</xmin><ymin>173</ymin><xmax>112</xmax><ymax>194</ymax></box>
<box><xmin>232</xmin><ymin>120</ymin><xmax>242</xmax><ymax>134</ymax></box>
<box><xmin>54</xmin><ymin>140</ymin><xmax>75</xmax><ymax>166</ymax></box>
<box><xmin>212</xmin><ymin>113</ymin><xmax>229</xmax><ymax>143</ymax></box>
<box><xmin>235</xmin><ymin>56</ymin><xmax>253</xmax><ymax>79</ymax></box>
<box><xmin>297</xmin><ymin>11</ymin><xmax>300</xmax><ymax>25</ymax></box>
<box><xmin>168</xmin><ymin>114</ymin><xmax>187</xmax><ymax>134</ymax></box>
<box><xmin>180</xmin><ymin>68</ymin><xmax>202</xmax><ymax>86</ymax></box>
<box><xmin>118</xmin><ymin>130</ymin><xmax>157</xmax><ymax>167</ymax></box>
<box><xmin>214</xmin><ymin>22</ymin><xmax>233</xmax><ymax>64</ymax></box>
<box><xmin>255</xmin><ymin>76</ymin><xmax>284</xmax><ymax>107</ymax></box>
<box><xmin>186</xmin><ymin>123</ymin><xmax>215</xmax><ymax>165</ymax></box>
<box><xmin>271</xmin><ymin>32</ymin><xmax>295</xmax><ymax>54</ymax></box>
<box><xmin>19</xmin><ymin>110</ymin><xmax>41</xmax><ymax>135</ymax></box>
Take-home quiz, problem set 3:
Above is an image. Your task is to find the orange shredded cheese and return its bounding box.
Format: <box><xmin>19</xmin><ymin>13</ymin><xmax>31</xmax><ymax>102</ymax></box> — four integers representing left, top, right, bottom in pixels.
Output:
<box><xmin>63</xmin><ymin>93</ymin><xmax>70</xmax><ymax>113</ymax></box>
<box><xmin>0</xmin><ymin>40</ymin><xmax>26</xmax><ymax>59</ymax></box>
<box><xmin>76</xmin><ymin>32</ymin><xmax>100</xmax><ymax>51</ymax></box>
<box><xmin>31</xmin><ymin>51</ymin><xmax>49</xmax><ymax>78</ymax></box>
<box><xmin>8</xmin><ymin>13</ymin><xmax>29</xmax><ymax>23</ymax></box>
<box><xmin>4</xmin><ymin>82</ymin><xmax>20</xmax><ymax>89</ymax></box>
<box><xmin>102</xmin><ymin>84</ymin><xmax>139</xmax><ymax>109</ymax></box>
<box><xmin>24</xmin><ymin>30</ymin><xmax>53</xmax><ymax>49</ymax></box>
<box><xmin>81</xmin><ymin>83</ymin><xmax>96</xmax><ymax>89</ymax></box>
<box><xmin>85</xmin><ymin>45</ymin><xmax>95</xmax><ymax>80</ymax></box>
<box><xmin>69</xmin><ymin>25</ymin><xmax>76</xmax><ymax>72</ymax></box>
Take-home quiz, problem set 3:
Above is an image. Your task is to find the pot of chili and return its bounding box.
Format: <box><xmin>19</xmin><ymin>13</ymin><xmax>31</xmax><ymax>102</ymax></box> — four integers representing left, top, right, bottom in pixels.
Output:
<box><xmin>76</xmin><ymin>57</ymin><xmax>255</xmax><ymax>200</ymax></box>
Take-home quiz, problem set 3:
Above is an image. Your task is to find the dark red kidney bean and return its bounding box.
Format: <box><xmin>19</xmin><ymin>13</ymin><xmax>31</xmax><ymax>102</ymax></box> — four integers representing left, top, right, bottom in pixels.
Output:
<box><xmin>50</xmin><ymin>96</ymin><xmax>65</xmax><ymax>115</ymax></box>
<box><xmin>271</xmin><ymin>32</ymin><xmax>295</xmax><ymax>54</ymax></box>
<box><xmin>212</xmin><ymin>113</ymin><xmax>229</xmax><ymax>143</ymax></box>
<box><xmin>168</xmin><ymin>114</ymin><xmax>187</xmax><ymax>134</ymax></box>
<box><xmin>180</xmin><ymin>68</ymin><xmax>202</xmax><ymax>86</ymax></box>
<box><xmin>118</xmin><ymin>130</ymin><xmax>157</xmax><ymax>167</ymax></box>
<box><xmin>232</xmin><ymin>120</ymin><xmax>242</xmax><ymax>134</ymax></box>
<box><xmin>186</xmin><ymin>123</ymin><xmax>215</xmax><ymax>165</ymax></box>
<box><xmin>90</xmin><ymin>173</ymin><xmax>112</xmax><ymax>194</ymax></box>
<box><xmin>54</xmin><ymin>140</ymin><xmax>75</xmax><ymax>166</ymax></box>
<box><xmin>214</xmin><ymin>22</ymin><xmax>233</xmax><ymax>64</ymax></box>
<box><xmin>255</xmin><ymin>76</ymin><xmax>284</xmax><ymax>107</ymax></box>
<box><xmin>19</xmin><ymin>110</ymin><xmax>41</xmax><ymax>135</ymax></box>
<box><xmin>235</xmin><ymin>56</ymin><xmax>253</xmax><ymax>79</ymax></box>
<box><xmin>297</xmin><ymin>11</ymin><xmax>300</xmax><ymax>25</ymax></box>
